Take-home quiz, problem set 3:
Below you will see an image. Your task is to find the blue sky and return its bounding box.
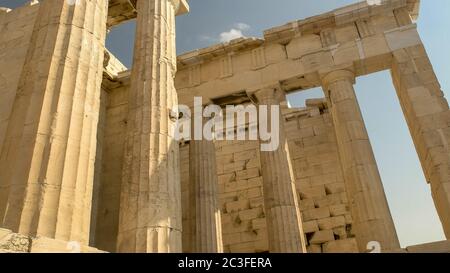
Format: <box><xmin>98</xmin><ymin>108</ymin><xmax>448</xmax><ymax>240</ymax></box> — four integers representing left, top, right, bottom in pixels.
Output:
<box><xmin>2</xmin><ymin>0</ymin><xmax>449</xmax><ymax>248</ymax></box>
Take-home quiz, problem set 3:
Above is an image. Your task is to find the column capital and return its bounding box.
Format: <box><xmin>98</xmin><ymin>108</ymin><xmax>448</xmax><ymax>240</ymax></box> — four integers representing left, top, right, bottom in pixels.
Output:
<box><xmin>248</xmin><ymin>83</ymin><xmax>285</xmax><ymax>105</ymax></box>
<box><xmin>321</xmin><ymin>69</ymin><xmax>355</xmax><ymax>91</ymax></box>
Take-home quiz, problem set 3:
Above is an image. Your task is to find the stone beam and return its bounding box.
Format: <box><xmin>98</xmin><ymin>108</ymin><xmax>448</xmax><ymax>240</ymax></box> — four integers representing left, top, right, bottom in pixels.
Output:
<box><xmin>107</xmin><ymin>0</ymin><xmax>137</xmax><ymax>28</ymax></box>
<box><xmin>107</xmin><ymin>0</ymin><xmax>189</xmax><ymax>28</ymax></box>
<box><xmin>104</xmin><ymin>0</ymin><xmax>421</xmax><ymax>105</ymax></box>
<box><xmin>173</xmin><ymin>0</ymin><xmax>420</xmax><ymax>107</ymax></box>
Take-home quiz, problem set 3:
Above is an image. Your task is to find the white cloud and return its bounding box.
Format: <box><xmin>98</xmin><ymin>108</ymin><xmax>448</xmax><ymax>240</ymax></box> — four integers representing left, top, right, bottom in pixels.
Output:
<box><xmin>219</xmin><ymin>28</ymin><xmax>245</xmax><ymax>42</ymax></box>
<box><xmin>200</xmin><ymin>23</ymin><xmax>251</xmax><ymax>44</ymax></box>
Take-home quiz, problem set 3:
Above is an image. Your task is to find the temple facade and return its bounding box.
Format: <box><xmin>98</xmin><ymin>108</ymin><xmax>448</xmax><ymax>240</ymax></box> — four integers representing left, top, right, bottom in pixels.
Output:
<box><xmin>1</xmin><ymin>0</ymin><xmax>450</xmax><ymax>253</ymax></box>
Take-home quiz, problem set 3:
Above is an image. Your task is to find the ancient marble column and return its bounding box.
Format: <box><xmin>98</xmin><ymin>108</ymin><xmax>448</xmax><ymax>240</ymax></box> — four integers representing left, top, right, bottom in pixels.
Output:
<box><xmin>253</xmin><ymin>85</ymin><xmax>306</xmax><ymax>253</ymax></box>
<box><xmin>188</xmin><ymin>120</ymin><xmax>223</xmax><ymax>253</ymax></box>
<box><xmin>116</xmin><ymin>0</ymin><xmax>188</xmax><ymax>253</ymax></box>
<box><xmin>321</xmin><ymin>70</ymin><xmax>400</xmax><ymax>252</ymax></box>
<box><xmin>0</xmin><ymin>0</ymin><xmax>109</xmax><ymax>245</ymax></box>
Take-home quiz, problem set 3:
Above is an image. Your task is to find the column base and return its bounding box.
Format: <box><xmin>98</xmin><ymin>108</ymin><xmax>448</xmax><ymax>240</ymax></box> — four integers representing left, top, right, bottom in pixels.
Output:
<box><xmin>0</xmin><ymin>228</ymin><xmax>106</xmax><ymax>253</ymax></box>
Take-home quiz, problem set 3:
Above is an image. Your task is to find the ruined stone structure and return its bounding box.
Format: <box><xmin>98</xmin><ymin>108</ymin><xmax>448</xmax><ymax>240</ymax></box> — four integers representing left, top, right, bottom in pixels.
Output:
<box><xmin>0</xmin><ymin>0</ymin><xmax>450</xmax><ymax>253</ymax></box>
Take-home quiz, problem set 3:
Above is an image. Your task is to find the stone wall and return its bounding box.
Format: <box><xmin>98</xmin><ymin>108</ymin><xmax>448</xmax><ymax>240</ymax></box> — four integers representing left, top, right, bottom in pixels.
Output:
<box><xmin>93</xmin><ymin>81</ymin><xmax>129</xmax><ymax>252</ymax></box>
<box><xmin>180</xmin><ymin>143</ymin><xmax>191</xmax><ymax>252</ymax></box>
<box><xmin>214</xmin><ymin>140</ymin><xmax>268</xmax><ymax>253</ymax></box>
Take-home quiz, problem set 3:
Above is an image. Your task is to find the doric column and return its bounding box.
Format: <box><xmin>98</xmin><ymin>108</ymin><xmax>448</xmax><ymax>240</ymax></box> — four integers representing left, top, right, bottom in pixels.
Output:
<box><xmin>117</xmin><ymin>0</ymin><xmax>189</xmax><ymax>253</ymax></box>
<box><xmin>391</xmin><ymin>43</ymin><xmax>450</xmax><ymax>239</ymax></box>
<box><xmin>0</xmin><ymin>0</ymin><xmax>109</xmax><ymax>245</ymax></box>
<box><xmin>321</xmin><ymin>70</ymin><xmax>400</xmax><ymax>251</ymax></box>
<box><xmin>188</xmin><ymin>114</ymin><xmax>223</xmax><ymax>253</ymax></box>
<box><xmin>253</xmin><ymin>85</ymin><xmax>306</xmax><ymax>253</ymax></box>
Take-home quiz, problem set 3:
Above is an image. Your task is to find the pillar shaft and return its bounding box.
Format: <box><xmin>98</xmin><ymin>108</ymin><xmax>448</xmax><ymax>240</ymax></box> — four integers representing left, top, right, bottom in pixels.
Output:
<box><xmin>0</xmin><ymin>0</ymin><xmax>108</xmax><ymax>245</ymax></box>
<box><xmin>117</xmin><ymin>0</ymin><xmax>182</xmax><ymax>253</ymax></box>
<box><xmin>391</xmin><ymin>44</ymin><xmax>450</xmax><ymax>239</ymax></box>
<box><xmin>255</xmin><ymin>86</ymin><xmax>306</xmax><ymax>253</ymax></box>
<box><xmin>322</xmin><ymin>70</ymin><xmax>400</xmax><ymax>251</ymax></box>
<box><xmin>189</xmin><ymin>129</ymin><xmax>223</xmax><ymax>253</ymax></box>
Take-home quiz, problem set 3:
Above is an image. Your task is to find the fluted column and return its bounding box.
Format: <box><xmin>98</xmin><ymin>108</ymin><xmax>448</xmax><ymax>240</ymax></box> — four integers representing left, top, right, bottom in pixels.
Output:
<box><xmin>253</xmin><ymin>85</ymin><xmax>306</xmax><ymax>253</ymax></box>
<box><xmin>117</xmin><ymin>0</ymin><xmax>188</xmax><ymax>253</ymax></box>
<box><xmin>0</xmin><ymin>0</ymin><xmax>109</xmax><ymax>245</ymax></box>
<box><xmin>188</xmin><ymin>114</ymin><xmax>223</xmax><ymax>253</ymax></box>
<box><xmin>188</xmin><ymin>140</ymin><xmax>223</xmax><ymax>253</ymax></box>
<box><xmin>321</xmin><ymin>70</ymin><xmax>400</xmax><ymax>252</ymax></box>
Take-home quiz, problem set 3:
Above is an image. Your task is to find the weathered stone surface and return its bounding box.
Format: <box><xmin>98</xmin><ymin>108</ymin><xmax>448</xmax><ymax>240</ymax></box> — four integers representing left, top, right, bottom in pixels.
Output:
<box><xmin>2</xmin><ymin>0</ymin><xmax>449</xmax><ymax>254</ymax></box>
<box><xmin>310</xmin><ymin>230</ymin><xmax>335</xmax><ymax>245</ymax></box>
<box><xmin>303</xmin><ymin>221</ymin><xmax>319</xmax><ymax>234</ymax></box>
<box><xmin>0</xmin><ymin>228</ymin><xmax>105</xmax><ymax>253</ymax></box>
<box><xmin>323</xmin><ymin>238</ymin><xmax>358</xmax><ymax>253</ymax></box>
<box><xmin>0</xmin><ymin>229</ymin><xmax>30</xmax><ymax>253</ymax></box>
<box><xmin>31</xmin><ymin>236</ymin><xmax>105</xmax><ymax>253</ymax></box>
<box><xmin>306</xmin><ymin>244</ymin><xmax>322</xmax><ymax>253</ymax></box>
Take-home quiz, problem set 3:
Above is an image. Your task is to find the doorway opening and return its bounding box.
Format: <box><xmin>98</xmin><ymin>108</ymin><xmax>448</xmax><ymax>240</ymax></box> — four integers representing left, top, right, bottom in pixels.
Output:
<box><xmin>354</xmin><ymin>70</ymin><xmax>445</xmax><ymax>248</ymax></box>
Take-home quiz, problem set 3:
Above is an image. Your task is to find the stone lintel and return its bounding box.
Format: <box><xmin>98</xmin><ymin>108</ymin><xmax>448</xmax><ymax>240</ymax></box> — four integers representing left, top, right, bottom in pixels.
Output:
<box><xmin>177</xmin><ymin>0</ymin><xmax>419</xmax><ymax>67</ymax></box>
<box><xmin>3</xmin><ymin>0</ymin><xmax>188</xmax><ymax>29</ymax></box>
<box><xmin>246</xmin><ymin>83</ymin><xmax>286</xmax><ymax>105</ymax></box>
<box><xmin>108</xmin><ymin>0</ymin><xmax>189</xmax><ymax>28</ymax></box>
<box><xmin>178</xmin><ymin>38</ymin><xmax>264</xmax><ymax>68</ymax></box>
<box><xmin>264</xmin><ymin>0</ymin><xmax>420</xmax><ymax>43</ymax></box>
<box><xmin>305</xmin><ymin>98</ymin><xmax>328</xmax><ymax>110</ymax></box>
<box><xmin>107</xmin><ymin>0</ymin><xmax>137</xmax><ymax>28</ymax></box>
<box><xmin>102</xmin><ymin>49</ymin><xmax>129</xmax><ymax>90</ymax></box>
